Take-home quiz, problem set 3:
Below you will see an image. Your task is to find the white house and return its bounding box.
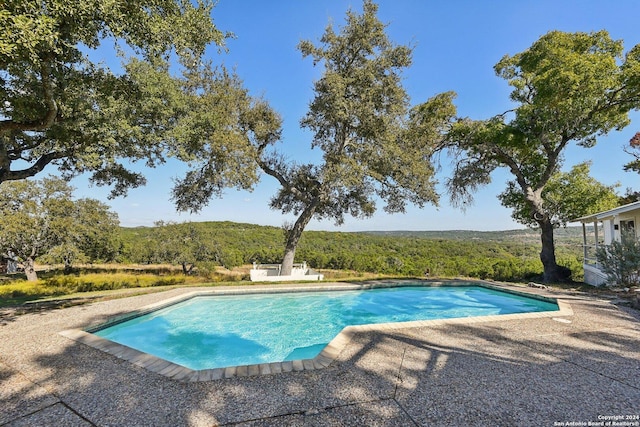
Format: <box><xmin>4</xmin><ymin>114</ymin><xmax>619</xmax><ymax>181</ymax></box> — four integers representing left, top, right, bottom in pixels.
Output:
<box><xmin>574</xmin><ymin>201</ymin><xmax>640</xmax><ymax>286</ymax></box>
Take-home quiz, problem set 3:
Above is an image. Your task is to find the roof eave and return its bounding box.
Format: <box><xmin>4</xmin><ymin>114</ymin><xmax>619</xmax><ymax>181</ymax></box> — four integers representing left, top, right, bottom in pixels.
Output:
<box><xmin>572</xmin><ymin>201</ymin><xmax>640</xmax><ymax>223</ymax></box>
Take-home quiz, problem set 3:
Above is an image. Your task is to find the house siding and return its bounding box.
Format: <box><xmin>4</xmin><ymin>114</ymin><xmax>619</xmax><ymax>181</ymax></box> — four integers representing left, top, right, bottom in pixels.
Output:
<box><xmin>574</xmin><ymin>202</ymin><xmax>640</xmax><ymax>286</ymax></box>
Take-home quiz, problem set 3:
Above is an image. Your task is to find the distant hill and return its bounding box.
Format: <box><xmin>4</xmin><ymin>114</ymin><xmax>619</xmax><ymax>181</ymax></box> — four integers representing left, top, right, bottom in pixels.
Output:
<box><xmin>118</xmin><ymin>221</ymin><xmax>587</xmax><ymax>282</ymax></box>
<box><xmin>122</xmin><ymin>221</ymin><xmax>589</xmax><ymax>247</ymax></box>
<box><xmin>363</xmin><ymin>226</ymin><xmax>588</xmax><ymax>244</ymax></box>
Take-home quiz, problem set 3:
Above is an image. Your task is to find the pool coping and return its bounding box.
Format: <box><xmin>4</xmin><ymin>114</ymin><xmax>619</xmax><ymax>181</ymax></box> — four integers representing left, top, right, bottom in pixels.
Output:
<box><xmin>59</xmin><ymin>279</ymin><xmax>573</xmax><ymax>382</ymax></box>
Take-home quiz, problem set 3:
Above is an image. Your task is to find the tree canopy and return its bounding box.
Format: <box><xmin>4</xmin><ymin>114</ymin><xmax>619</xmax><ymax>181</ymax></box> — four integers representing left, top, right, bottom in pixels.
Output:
<box><xmin>0</xmin><ymin>177</ymin><xmax>119</xmax><ymax>280</ymax></box>
<box><xmin>169</xmin><ymin>1</ymin><xmax>454</xmax><ymax>275</ymax></box>
<box><xmin>0</xmin><ymin>0</ymin><xmax>227</xmax><ymax>194</ymax></box>
<box><xmin>168</xmin><ymin>66</ymin><xmax>269</xmax><ymax>211</ymax></box>
<box><xmin>441</xmin><ymin>30</ymin><xmax>640</xmax><ymax>282</ymax></box>
<box><xmin>499</xmin><ymin>162</ymin><xmax>619</xmax><ymax>228</ymax></box>
<box><xmin>148</xmin><ymin>221</ymin><xmax>211</xmax><ymax>275</ymax></box>
<box><xmin>255</xmin><ymin>1</ymin><xmax>452</xmax><ymax>274</ymax></box>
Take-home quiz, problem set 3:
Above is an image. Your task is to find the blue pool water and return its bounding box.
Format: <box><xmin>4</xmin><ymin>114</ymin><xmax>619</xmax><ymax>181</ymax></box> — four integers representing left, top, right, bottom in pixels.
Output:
<box><xmin>95</xmin><ymin>285</ymin><xmax>558</xmax><ymax>370</ymax></box>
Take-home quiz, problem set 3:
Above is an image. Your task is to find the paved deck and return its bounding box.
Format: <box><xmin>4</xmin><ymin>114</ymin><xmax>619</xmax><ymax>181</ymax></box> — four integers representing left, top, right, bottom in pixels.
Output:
<box><xmin>1</xmin><ymin>283</ymin><xmax>639</xmax><ymax>426</ymax></box>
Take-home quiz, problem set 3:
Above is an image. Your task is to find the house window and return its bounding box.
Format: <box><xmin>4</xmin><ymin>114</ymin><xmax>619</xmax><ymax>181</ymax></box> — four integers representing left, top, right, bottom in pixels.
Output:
<box><xmin>620</xmin><ymin>220</ymin><xmax>636</xmax><ymax>241</ymax></box>
<box><xmin>620</xmin><ymin>220</ymin><xmax>635</xmax><ymax>232</ymax></box>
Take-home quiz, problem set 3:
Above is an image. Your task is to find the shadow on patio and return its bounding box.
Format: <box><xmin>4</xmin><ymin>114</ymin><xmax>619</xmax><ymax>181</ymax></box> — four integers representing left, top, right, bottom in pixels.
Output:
<box><xmin>1</xmin><ymin>292</ymin><xmax>638</xmax><ymax>426</ymax></box>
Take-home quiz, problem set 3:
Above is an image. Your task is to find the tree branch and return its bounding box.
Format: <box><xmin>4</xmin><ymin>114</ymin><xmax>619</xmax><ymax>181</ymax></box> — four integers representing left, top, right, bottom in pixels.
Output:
<box><xmin>0</xmin><ymin>150</ymin><xmax>65</xmax><ymax>183</ymax></box>
<box><xmin>255</xmin><ymin>144</ymin><xmax>307</xmax><ymax>202</ymax></box>
<box><xmin>0</xmin><ymin>58</ymin><xmax>58</xmax><ymax>134</ymax></box>
<box><xmin>489</xmin><ymin>142</ymin><xmax>529</xmax><ymax>190</ymax></box>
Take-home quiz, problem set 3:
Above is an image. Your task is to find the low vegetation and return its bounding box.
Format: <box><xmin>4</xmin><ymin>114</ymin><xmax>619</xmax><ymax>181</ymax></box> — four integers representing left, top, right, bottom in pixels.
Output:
<box><xmin>596</xmin><ymin>231</ymin><xmax>640</xmax><ymax>287</ymax></box>
<box><xmin>1</xmin><ymin>221</ymin><xmax>590</xmax><ymax>307</ymax></box>
<box><xmin>120</xmin><ymin>222</ymin><xmax>584</xmax><ymax>281</ymax></box>
<box><xmin>0</xmin><ymin>270</ymin><xmax>189</xmax><ymax>305</ymax></box>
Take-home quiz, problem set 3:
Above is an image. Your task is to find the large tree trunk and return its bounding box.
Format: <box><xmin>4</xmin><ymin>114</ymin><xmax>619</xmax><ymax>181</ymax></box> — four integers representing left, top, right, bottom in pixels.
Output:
<box><xmin>181</xmin><ymin>262</ymin><xmax>194</xmax><ymax>275</ymax></box>
<box><xmin>63</xmin><ymin>255</ymin><xmax>73</xmax><ymax>274</ymax></box>
<box><xmin>24</xmin><ymin>257</ymin><xmax>38</xmax><ymax>281</ymax></box>
<box><xmin>538</xmin><ymin>217</ymin><xmax>561</xmax><ymax>283</ymax></box>
<box><xmin>281</xmin><ymin>245</ymin><xmax>297</xmax><ymax>277</ymax></box>
<box><xmin>527</xmin><ymin>188</ymin><xmax>566</xmax><ymax>283</ymax></box>
<box><xmin>280</xmin><ymin>201</ymin><xmax>319</xmax><ymax>276</ymax></box>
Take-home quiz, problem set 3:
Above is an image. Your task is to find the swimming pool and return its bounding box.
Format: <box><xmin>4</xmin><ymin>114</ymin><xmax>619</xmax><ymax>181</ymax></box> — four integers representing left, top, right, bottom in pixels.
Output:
<box><xmin>93</xmin><ymin>283</ymin><xmax>559</xmax><ymax>371</ymax></box>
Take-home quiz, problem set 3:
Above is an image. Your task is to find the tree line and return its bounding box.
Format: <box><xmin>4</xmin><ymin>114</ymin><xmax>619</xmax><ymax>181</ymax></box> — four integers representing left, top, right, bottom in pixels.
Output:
<box><xmin>3</xmin><ymin>177</ymin><xmax>629</xmax><ymax>284</ymax></box>
<box><xmin>118</xmin><ymin>221</ymin><xmax>583</xmax><ymax>283</ymax></box>
<box><xmin>0</xmin><ymin>177</ymin><xmax>119</xmax><ymax>280</ymax></box>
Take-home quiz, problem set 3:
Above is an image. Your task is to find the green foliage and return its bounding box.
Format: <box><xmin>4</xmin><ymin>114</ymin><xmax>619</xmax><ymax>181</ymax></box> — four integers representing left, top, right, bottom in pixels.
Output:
<box><xmin>0</xmin><ymin>177</ymin><xmax>120</xmax><ymax>280</ymax></box>
<box><xmin>0</xmin><ymin>273</ymin><xmax>187</xmax><ymax>300</ymax></box>
<box><xmin>118</xmin><ymin>221</ymin><xmax>586</xmax><ymax>282</ymax></box>
<box><xmin>442</xmin><ymin>30</ymin><xmax>640</xmax><ymax>282</ymax></box>
<box><xmin>499</xmin><ymin>162</ymin><xmax>619</xmax><ymax>227</ymax></box>
<box><xmin>0</xmin><ymin>0</ymin><xmax>225</xmax><ymax>64</ymax></box>
<box><xmin>121</xmin><ymin>221</ymin><xmax>284</xmax><ymax>267</ymax></box>
<box><xmin>169</xmin><ymin>67</ymin><xmax>272</xmax><ymax>212</ymax></box>
<box><xmin>618</xmin><ymin>188</ymin><xmax>640</xmax><ymax>205</ymax></box>
<box><xmin>0</xmin><ymin>0</ymin><xmax>228</xmax><ymax>193</ymax></box>
<box><xmin>595</xmin><ymin>231</ymin><xmax>640</xmax><ymax>286</ymax></box>
<box><xmin>446</xmin><ymin>30</ymin><xmax>640</xmax><ymax>203</ymax></box>
<box><xmin>41</xmin><ymin>244</ymin><xmax>89</xmax><ymax>270</ymax></box>
<box><xmin>625</xmin><ymin>132</ymin><xmax>640</xmax><ymax>174</ymax></box>
<box><xmin>149</xmin><ymin>221</ymin><xmax>205</xmax><ymax>274</ymax></box>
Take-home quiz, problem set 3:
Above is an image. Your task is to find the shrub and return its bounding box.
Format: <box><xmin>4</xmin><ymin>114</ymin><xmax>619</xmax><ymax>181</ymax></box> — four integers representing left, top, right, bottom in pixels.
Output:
<box><xmin>595</xmin><ymin>231</ymin><xmax>640</xmax><ymax>286</ymax></box>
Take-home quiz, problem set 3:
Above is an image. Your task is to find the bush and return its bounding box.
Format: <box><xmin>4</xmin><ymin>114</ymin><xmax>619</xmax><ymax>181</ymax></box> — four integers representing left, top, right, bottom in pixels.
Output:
<box><xmin>595</xmin><ymin>232</ymin><xmax>640</xmax><ymax>286</ymax></box>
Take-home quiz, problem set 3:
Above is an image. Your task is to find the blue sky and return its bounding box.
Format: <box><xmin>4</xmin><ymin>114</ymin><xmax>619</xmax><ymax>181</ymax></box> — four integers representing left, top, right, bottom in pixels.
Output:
<box><xmin>72</xmin><ymin>0</ymin><xmax>640</xmax><ymax>231</ymax></box>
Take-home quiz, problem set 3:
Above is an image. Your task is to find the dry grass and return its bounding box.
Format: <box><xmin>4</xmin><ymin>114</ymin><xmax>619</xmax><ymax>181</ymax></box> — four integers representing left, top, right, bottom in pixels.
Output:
<box><xmin>0</xmin><ymin>272</ymin><xmax>198</xmax><ymax>301</ymax></box>
<box><xmin>0</xmin><ymin>263</ymin><xmax>408</xmax><ymax>308</ymax></box>
<box><xmin>0</xmin><ymin>263</ymin><xmax>238</xmax><ymax>306</ymax></box>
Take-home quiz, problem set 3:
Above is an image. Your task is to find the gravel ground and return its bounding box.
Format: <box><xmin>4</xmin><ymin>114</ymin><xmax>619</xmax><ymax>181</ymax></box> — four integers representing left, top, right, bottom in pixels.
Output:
<box><xmin>1</xmin><ymin>283</ymin><xmax>638</xmax><ymax>426</ymax></box>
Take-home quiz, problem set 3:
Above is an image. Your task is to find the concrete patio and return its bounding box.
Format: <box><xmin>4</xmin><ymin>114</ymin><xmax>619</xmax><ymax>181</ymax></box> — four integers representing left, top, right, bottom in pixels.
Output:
<box><xmin>1</xmin><ymin>283</ymin><xmax>639</xmax><ymax>426</ymax></box>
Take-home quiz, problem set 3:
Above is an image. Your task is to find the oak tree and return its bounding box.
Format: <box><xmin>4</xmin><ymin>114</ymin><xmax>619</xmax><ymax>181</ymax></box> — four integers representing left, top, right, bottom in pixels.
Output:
<box><xmin>253</xmin><ymin>1</ymin><xmax>452</xmax><ymax>275</ymax></box>
<box><xmin>149</xmin><ymin>221</ymin><xmax>211</xmax><ymax>275</ymax></box>
<box><xmin>0</xmin><ymin>177</ymin><xmax>119</xmax><ymax>280</ymax></box>
<box><xmin>0</xmin><ymin>0</ymin><xmax>226</xmax><ymax>193</ymax></box>
<box><xmin>442</xmin><ymin>30</ymin><xmax>640</xmax><ymax>282</ymax></box>
<box><xmin>172</xmin><ymin>1</ymin><xmax>454</xmax><ymax>276</ymax></box>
